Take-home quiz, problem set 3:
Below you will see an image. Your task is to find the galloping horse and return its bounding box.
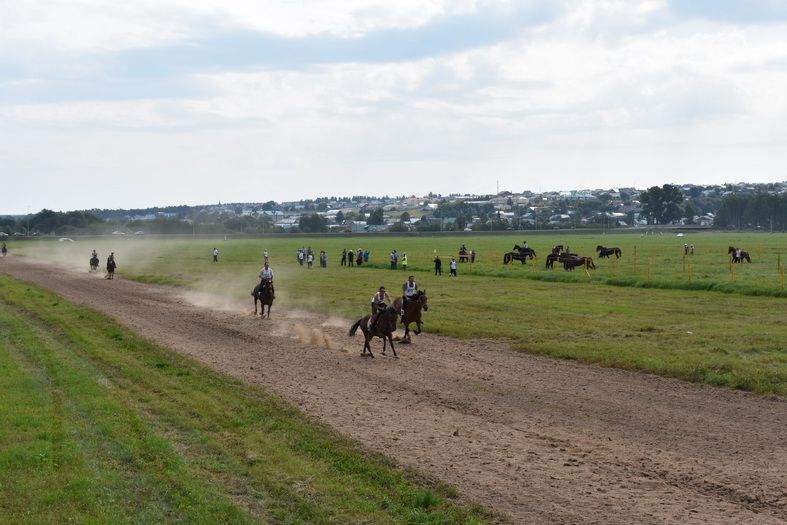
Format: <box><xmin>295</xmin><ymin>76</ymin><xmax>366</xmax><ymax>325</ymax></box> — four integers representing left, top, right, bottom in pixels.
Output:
<box><xmin>251</xmin><ymin>280</ymin><xmax>274</xmax><ymax>317</ymax></box>
<box><xmin>89</xmin><ymin>255</ymin><xmax>99</xmax><ymax>272</ymax></box>
<box><xmin>392</xmin><ymin>290</ymin><xmax>428</xmax><ymax>342</ymax></box>
<box><xmin>349</xmin><ymin>306</ymin><xmax>398</xmax><ymax>358</ymax></box>
<box><xmin>504</xmin><ymin>244</ymin><xmax>536</xmax><ymax>265</ymax></box>
<box><xmin>596</xmin><ymin>245</ymin><xmax>622</xmax><ymax>259</ymax></box>
<box><xmin>728</xmin><ymin>246</ymin><xmax>752</xmax><ymax>263</ymax></box>
<box><xmin>105</xmin><ymin>258</ymin><xmax>116</xmax><ymax>279</ymax></box>
<box><xmin>563</xmin><ymin>256</ymin><xmax>596</xmax><ymax>271</ymax></box>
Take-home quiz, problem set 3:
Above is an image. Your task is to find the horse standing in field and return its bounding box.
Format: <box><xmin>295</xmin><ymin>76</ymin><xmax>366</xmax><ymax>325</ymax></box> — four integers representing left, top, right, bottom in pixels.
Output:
<box><xmin>728</xmin><ymin>246</ymin><xmax>752</xmax><ymax>263</ymax></box>
<box><xmin>349</xmin><ymin>306</ymin><xmax>398</xmax><ymax>358</ymax></box>
<box><xmin>392</xmin><ymin>290</ymin><xmax>428</xmax><ymax>342</ymax></box>
<box><xmin>563</xmin><ymin>256</ymin><xmax>596</xmax><ymax>271</ymax></box>
<box><xmin>89</xmin><ymin>255</ymin><xmax>99</xmax><ymax>272</ymax></box>
<box><xmin>596</xmin><ymin>245</ymin><xmax>622</xmax><ymax>259</ymax></box>
<box><xmin>251</xmin><ymin>281</ymin><xmax>274</xmax><ymax>318</ymax></box>
<box><xmin>503</xmin><ymin>244</ymin><xmax>536</xmax><ymax>265</ymax></box>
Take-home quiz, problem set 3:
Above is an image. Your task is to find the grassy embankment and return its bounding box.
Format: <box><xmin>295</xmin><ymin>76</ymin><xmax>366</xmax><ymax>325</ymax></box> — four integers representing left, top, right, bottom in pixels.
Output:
<box><xmin>0</xmin><ymin>275</ymin><xmax>494</xmax><ymax>524</ymax></box>
<box><xmin>15</xmin><ymin>232</ymin><xmax>787</xmax><ymax>395</ymax></box>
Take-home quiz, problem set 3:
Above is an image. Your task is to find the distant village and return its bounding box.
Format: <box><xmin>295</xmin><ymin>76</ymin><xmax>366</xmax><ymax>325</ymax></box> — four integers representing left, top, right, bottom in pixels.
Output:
<box><xmin>2</xmin><ymin>181</ymin><xmax>786</xmax><ymax>237</ymax></box>
<box><xmin>106</xmin><ymin>181</ymin><xmax>787</xmax><ymax>234</ymax></box>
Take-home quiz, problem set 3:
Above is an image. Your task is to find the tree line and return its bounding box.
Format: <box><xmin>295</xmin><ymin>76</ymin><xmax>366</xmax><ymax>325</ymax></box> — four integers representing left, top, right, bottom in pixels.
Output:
<box><xmin>714</xmin><ymin>193</ymin><xmax>787</xmax><ymax>231</ymax></box>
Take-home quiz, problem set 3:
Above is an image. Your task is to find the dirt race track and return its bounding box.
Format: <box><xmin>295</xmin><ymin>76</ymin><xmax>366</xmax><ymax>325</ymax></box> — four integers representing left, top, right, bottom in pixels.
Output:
<box><xmin>2</xmin><ymin>257</ymin><xmax>786</xmax><ymax>524</ymax></box>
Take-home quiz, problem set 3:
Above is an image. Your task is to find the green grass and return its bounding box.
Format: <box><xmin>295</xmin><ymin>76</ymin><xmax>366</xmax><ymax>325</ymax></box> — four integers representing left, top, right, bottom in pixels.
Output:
<box><xmin>0</xmin><ymin>275</ymin><xmax>495</xmax><ymax>524</ymax></box>
<box><xmin>14</xmin><ymin>231</ymin><xmax>787</xmax><ymax>395</ymax></box>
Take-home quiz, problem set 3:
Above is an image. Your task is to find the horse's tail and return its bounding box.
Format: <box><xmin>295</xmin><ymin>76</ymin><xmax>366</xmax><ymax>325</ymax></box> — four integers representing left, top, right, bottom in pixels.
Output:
<box><xmin>615</xmin><ymin>248</ymin><xmax>621</xmax><ymax>258</ymax></box>
<box><xmin>745</xmin><ymin>254</ymin><xmax>752</xmax><ymax>263</ymax></box>
<box><xmin>588</xmin><ymin>257</ymin><xmax>596</xmax><ymax>269</ymax></box>
<box><xmin>503</xmin><ymin>253</ymin><xmax>511</xmax><ymax>264</ymax></box>
<box><xmin>349</xmin><ymin>318</ymin><xmax>363</xmax><ymax>337</ymax></box>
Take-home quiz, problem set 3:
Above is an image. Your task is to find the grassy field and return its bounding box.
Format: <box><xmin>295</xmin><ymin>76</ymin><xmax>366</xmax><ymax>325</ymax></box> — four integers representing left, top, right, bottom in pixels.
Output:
<box><xmin>12</xmin><ymin>231</ymin><xmax>787</xmax><ymax>395</ymax></box>
<box><xmin>0</xmin><ymin>275</ymin><xmax>494</xmax><ymax>524</ymax></box>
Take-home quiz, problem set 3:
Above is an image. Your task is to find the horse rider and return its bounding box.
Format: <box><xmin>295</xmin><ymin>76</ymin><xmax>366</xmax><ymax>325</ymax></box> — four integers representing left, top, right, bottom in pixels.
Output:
<box><xmin>370</xmin><ymin>286</ymin><xmax>392</xmax><ymax>330</ymax></box>
<box><xmin>259</xmin><ymin>261</ymin><xmax>275</xmax><ymax>298</ymax></box>
<box><xmin>92</xmin><ymin>249</ymin><xmax>97</xmax><ymax>258</ymax></box>
<box><xmin>400</xmin><ymin>275</ymin><xmax>418</xmax><ymax>322</ymax></box>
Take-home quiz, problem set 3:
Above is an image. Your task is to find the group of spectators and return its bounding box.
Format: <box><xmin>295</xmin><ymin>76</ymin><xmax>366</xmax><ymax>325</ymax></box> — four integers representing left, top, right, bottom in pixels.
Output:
<box><xmin>341</xmin><ymin>248</ymin><xmax>369</xmax><ymax>267</ymax></box>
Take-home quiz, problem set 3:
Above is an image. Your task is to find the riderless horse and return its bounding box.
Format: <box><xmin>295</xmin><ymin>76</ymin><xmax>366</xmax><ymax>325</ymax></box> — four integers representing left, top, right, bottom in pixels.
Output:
<box><xmin>392</xmin><ymin>290</ymin><xmax>428</xmax><ymax>342</ymax></box>
<box><xmin>563</xmin><ymin>256</ymin><xmax>596</xmax><ymax>271</ymax></box>
<box><xmin>349</xmin><ymin>306</ymin><xmax>398</xmax><ymax>358</ymax></box>
<box><xmin>596</xmin><ymin>245</ymin><xmax>622</xmax><ymax>259</ymax></box>
<box><xmin>728</xmin><ymin>246</ymin><xmax>752</xmax><ymax>263</ymax></box>
<box><xmin>251</xmin><ymin>280</ymin><xmax>274</xmax><ymax>318</ymax></box>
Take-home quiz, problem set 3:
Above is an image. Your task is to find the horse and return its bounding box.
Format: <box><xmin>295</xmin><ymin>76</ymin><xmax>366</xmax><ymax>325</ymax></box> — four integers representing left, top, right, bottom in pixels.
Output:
<box><xmin>89</xmin><ymin>255</ymin><xmax>99</xmax><ymax>272</ymax></box>
<box><xmin>551</xmin><ymin>245</ymin><xmax>564</xmax><ymax>255</ymax></box>
<box><xmin>348</xmin><ymin>306</ymin><xmax>398</xmax><ymax>358</ymax></box>
<box><xmin>105</xmin><ymin>259</ymin><xmax>116</xmax><ymax>279</ymax></box>
<box><xmin>504</xmin><ymin>244</ymin><xmax>536</xmax><ymax>265</ymax></box>
<box><xmin>392</xmin><ymin>290</ymin><xmax>428</xmax><ymax>342</ymax></box>
<box><xmin>545</xmin><ymin>252</ymin><xmax>574</xmax><ymax>269</ymax></box>
<box><xmin>458</xmin><ymin>248</ymin><xmax>470</xmax><ymax>263</ymax></box>
<box><xmin>251</xmin><ymin>280</ymin><xmax>274</xmax><ymax>317</ymax></box>
<box><xmin>1</xmin><ymin>244</ymin><xmax>7</xmax><ymax>257</ymax></box>
<box><xmin>596</xmin><ymin>245</ymin><xmax>621</xmax><ymax>259</ymax></box>
<box><xmin>728</xmin><ymin>246</ymin><xmax>751</xmax><ymax>263</ymax></box>
<box><xmin>563</xmin><ymin>256</ymin><xmax>596</xmax><ymax>271</ymax></box>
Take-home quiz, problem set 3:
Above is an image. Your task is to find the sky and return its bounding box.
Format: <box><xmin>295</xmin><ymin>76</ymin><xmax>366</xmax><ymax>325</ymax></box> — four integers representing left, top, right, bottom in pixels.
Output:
<box><xmin>2</xmin><ymin>0</ymin><xmax>787</xmax><ymax>214</ymax></box>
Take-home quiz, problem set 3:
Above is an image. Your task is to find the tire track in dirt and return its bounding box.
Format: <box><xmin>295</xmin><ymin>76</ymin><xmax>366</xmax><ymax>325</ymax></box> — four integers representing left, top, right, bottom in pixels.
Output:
<box><xmin>2</xmin><ymin>257</ymin><xmax>786</xmax><ymax>524</ymax></box>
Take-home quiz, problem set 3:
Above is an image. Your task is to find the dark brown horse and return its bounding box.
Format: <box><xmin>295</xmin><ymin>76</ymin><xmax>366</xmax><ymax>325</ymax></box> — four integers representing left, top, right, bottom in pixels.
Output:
<box><xmin>349</xmin><ymin>306</ymin><xmax>398</xmax><ymax>358</ymax></box>
<box><xmin>728</xmin><ymin>246</ymin><xmax>751</xmax><ymax>263</ymax></box>
<box><xmin>563</xmin><ymin>256</ymin><xmax>596</xmax><ymax>271</ymax></box>
<box><xmin>596</xmin><ymin>245</ymin><xmax>621</xmax><ymax>259</ymax></box>
<box><xmin>89</xmin><ymin>255</ymin><xmax>99</xmax><ymax>272</ymax></box>
<box><xmin>251</xmin><ymin>280</ymin><xmax>274</xmax><ymax>317</ymax></box>
<box><xmin>504</xmin><ymin>244</ymin><xmax>536</xmax><ymax>264</ymax></box>
<box><xmin>392</xmin><ymin>290</ymin><xmax>428</xmax><ymax>342</ymax></box>
<box><xmin>105</xmin><ymin>258</ymin><xmax>116</xmax><ymax>279</ymax></box>
<box><xmin>546</xmin><ymin>252</ymin><xmax>574</xmax><ymax>269</ymax></box>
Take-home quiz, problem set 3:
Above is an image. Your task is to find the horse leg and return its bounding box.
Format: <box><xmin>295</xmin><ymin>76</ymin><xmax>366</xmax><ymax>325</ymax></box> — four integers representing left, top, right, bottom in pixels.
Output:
<box><xmin>415</xmin><ymin>321</ymin><xmax>421</xmax><ymax>335</ymax></box>
<box><xmin>389</xmin><ymin>336</ymin><xmax>397</xmax><ymax>358</ymax></box>
<box><xmin>381</xmin><ymin>335</ymin><xmax>387</xmax><ymax>355</ymax></box>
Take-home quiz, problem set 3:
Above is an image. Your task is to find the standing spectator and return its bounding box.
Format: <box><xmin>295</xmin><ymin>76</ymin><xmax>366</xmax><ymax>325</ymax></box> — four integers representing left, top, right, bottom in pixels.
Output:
<box><xmin>401</xmin><ymin>253</ymin><xmax>408</xmax><ymax>271</ymax></box>
<box><xmin>393</xmin><ymin>250</ymin><xmax>399</xmax><ymax>268</ymax></box>
<box><xmin>390</xmin><ymin>251</ymin><xmax>396</xmax><ymax>269</ymax></box>
<box><xmin>434</xmin><ymin>255</ymin><xmax>442</xmax><ymax>276</ymax></box>
<box><xmin>298</xmin><ymin>249</ymin><xmax>305</xmax><ymax>266</ymax></box>
<box><xmin>364</xmin><ymin>249</ymin><xmax>369</xmax><ymax>262</ymax></box>
<box><xmin>263</xmin><ymin>248</ymin><xmax>269</xmax><ymax>263</ymax></box>
<box><xmin>449</xmin><ymin>257</ymin><xmax>457</xmax><ymax>277</ymax></box>
<box><xmin>307</xmin><ymin>252</ymin><xmax>314</xmax><ymax>269</ymax></box>
<box><xmin>212</xmin><ymin>247</ymin><xmax>219</xmax><ymax>262</ymax></box>
<box><xmin>470</xmin><ymin>250</ymin><xmax>476</xmax><ymax>263</ymax></box>
<box><xmin>320</xmin><ymin>250</ymin><xmax>327</xmax><ymax>268</ymax></box>
<box><xmin>348</xmin><ymin>248</ymin><xmax>354</xmax><ymax>266</ymax></box>
<box><xmin>356</xmin><ymin>249</ymin><xmax>363</xmax><ymax>266</ymax></box>
<box><xmin>340</xmin><ymin>249</ymin><xmax>347</xmax><ymax>266</ymax></box>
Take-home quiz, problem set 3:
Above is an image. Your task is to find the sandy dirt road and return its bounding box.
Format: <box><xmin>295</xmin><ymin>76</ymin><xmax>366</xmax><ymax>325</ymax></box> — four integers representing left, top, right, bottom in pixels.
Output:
<box><xmin>2</xmin><ymin>257</ymin><xmax>786</xmax><ymax>524</ymax></box>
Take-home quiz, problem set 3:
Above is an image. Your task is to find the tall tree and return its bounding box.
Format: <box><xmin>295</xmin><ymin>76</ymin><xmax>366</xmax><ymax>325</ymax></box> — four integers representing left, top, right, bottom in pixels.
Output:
<box><xmin>640</xmin><ymin>184</ymin><xmax>684</xmax><ymax>224</ymax></box>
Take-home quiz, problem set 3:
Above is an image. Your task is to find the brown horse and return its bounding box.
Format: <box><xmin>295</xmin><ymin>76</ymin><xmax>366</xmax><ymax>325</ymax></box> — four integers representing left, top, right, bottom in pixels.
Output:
<box><xmin>728</xmin><ymin>246</ymin><xmax>751</xmax><ymax>263</ymax></box>
<box><xmin>392</xmin><ymin>290</ymin><xmax>428</xmax><ymax>341</ymax></box>
<box><xmin>89</xmin><ymin>255</ymin><xmax>99</xmax><ymax>272</ymax></box>
<box><xmin>596</xmin><ymin>245</ymin><xmax>621</xmax><ymax>259</ymax></box>
<box><xmin>563</xmin><ymin>256</ymin><xmax>596</xmax><ymax>271</ymax></box>
<box><xmin>105</xmin><ymin>258</ymin><xmax>116</xmax><ymax>279</ymax></box>
<box><xmin>251</xmin><ymin>281</ymin><xmax>274</xmax><ymax>317</ymax></box>
<box><xmin>349</xmin><ymin>306</ymin><xmax>398</xmax><ymax>358</ymax></box>
<box><xmin>546</xmin><ymin>252</ymin><xmax>574</xmax><ymax>269</ymax></box>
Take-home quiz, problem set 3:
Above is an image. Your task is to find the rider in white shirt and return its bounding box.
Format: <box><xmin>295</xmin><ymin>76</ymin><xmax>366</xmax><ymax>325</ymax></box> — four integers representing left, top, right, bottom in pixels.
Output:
<box><xmin>259</xmin><ymin>262</ymin><xmax>274</xmax><ymax>298</ymax></box>
<box><xmin>401</xmin><ymin>275</ymin><xmax>418</xmax><ymax>321</ymax></box>
<box><xmin>370</xmin><ymin>286</ymin><xmax>392</xmax><ymax>329</ymax></box>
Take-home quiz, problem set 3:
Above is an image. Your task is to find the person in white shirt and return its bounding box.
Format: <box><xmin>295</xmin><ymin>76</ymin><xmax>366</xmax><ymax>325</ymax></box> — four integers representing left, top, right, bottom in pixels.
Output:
<box><xmin>263</xmin><ymin>249</ymin><xmax>269</xmax><ymax>263</ymax></box>
<box><xmin>401</xmin><ymin>275</ymin><xmax>418</xmax><ymax>321</ymax></box>
<box><xmin>259</xmin><ymin>262</ymin><xmax>274</xmax><ymax>298</ymax></box>
<box><xmin>213</xmin><ymin>247</ymin><xmax>219</xmax><ymax>262</ymax></box>
<box><xmin>370</xmin><ymin>286</ymin><xmax>393</xmax><ymax>329</ymax></box>
<box><xmin>449</xmin><ymin>257</ymin><xmax>457</xmax><ymax>276</ymax></box>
